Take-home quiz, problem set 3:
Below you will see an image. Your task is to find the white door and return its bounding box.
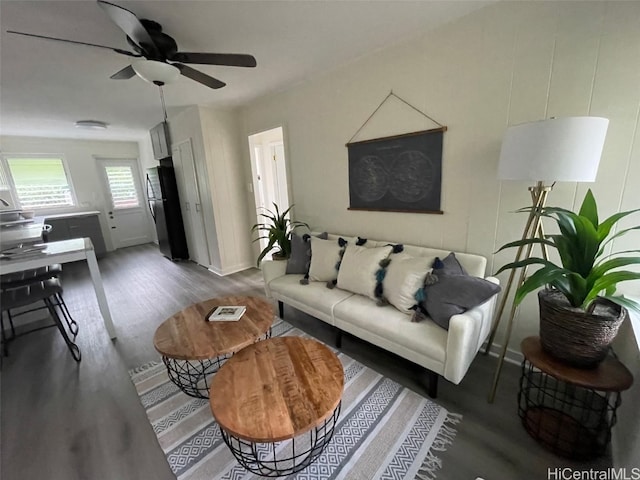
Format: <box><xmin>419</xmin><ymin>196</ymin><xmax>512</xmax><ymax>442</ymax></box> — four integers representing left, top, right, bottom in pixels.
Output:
<box><xmin>172</xmin><ymin>139</ymin><xmax>210</xmax><ymax>266</ymax></box>
<box><xmin>270</xmin><ymin>142</ymin><xmax>290</xmax><ymax>208</ymax></box>
<box><xmin>97</xmin><ymin>158</ymin><xmax>151</xmax><ymax>249</ymax></box>
<box><xmin>248</xmin><ymin>127</ymin><xmax>291</xmax><ymax>254</ymax></box>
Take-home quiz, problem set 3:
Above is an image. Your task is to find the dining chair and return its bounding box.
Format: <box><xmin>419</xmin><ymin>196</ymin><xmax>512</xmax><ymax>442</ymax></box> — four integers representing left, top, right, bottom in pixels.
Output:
<box><xmin>0</xmin><ymin>264</ymin><xmax>78</xmax><ymax>336</ymax></box>
<box><xmin>0</xmin><ymin>278</ymin><xmax>81</xmax><ymax>361</ymax></box>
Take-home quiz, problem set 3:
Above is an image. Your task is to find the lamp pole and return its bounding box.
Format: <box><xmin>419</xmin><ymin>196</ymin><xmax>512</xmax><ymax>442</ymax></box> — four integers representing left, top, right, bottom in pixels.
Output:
<box><xmin>485</xmin><ymin>181</ymin><xmax>552</xmax><ymax>403</ymax></box>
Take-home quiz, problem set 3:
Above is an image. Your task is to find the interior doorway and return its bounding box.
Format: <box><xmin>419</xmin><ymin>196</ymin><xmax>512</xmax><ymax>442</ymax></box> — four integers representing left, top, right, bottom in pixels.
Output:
<box><xmin>248</xmin><ymin>127</ymin><xmax>290</xmax><ymax>253</ymax></box>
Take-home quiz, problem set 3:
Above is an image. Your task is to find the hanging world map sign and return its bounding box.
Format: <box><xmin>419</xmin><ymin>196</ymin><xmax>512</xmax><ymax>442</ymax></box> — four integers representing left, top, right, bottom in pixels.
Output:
<box><xmin>347</xmin><ymin>127</ymin><xmax>445</xmax><ymax>214</ymax></box>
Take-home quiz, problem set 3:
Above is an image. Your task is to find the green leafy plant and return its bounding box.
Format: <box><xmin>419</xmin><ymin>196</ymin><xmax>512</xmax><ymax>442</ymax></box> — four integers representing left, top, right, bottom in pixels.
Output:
<box><xmin>497</xmin><ymin>189</ymin><xmax>640</xmax><ymax>313</ymax></box>
<box><xmin>251</xmin><ymin>203</ymin><xmax>308</xmax><ymax>265</ymax></box>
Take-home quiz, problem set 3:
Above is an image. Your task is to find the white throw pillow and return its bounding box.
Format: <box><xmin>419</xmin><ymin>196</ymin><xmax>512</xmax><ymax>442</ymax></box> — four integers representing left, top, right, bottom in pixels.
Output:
<box><xmin>383</xmin><ymin>253</ymin><xmax>435</xmax><ymax>314</ymax></box>
<box><xmin>337</xmin><ymin>245</ymin><xmax>393</xmax><ymax>299</ymax></box>
<box><xmin>308</xmin><ymin>237</ymin><xmax>344</xmax><ymax>282</ymax></box>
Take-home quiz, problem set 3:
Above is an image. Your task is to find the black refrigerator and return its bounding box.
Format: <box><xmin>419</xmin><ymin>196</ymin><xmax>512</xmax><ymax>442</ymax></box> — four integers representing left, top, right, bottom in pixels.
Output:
<box><xmin>146</xmin><ymin>159</ymin><xmax>189</xmax><ymax>260</ymax></box>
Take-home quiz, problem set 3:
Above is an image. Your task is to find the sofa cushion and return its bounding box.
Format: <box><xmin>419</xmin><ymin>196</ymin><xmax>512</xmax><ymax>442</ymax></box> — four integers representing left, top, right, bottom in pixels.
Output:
<box><xmin>337</xmin><ymin>245</ymin><xmax>393</xmax><ymax>300</ymax></box>
<box><xmin>333</xmin><ymin>295</ymin><xmax>447</xmax><ymax>363</ymax></box>
<box><xmin>383</xmin><ymin>253</ymin><xmax>435</xmax><ymax>314</ymax></box>
<box><xmin>308</xmin><ymin>237</ymin><xmax>344</xmax><ymax>282</ymax></box>
<box><xmin>286</xmin><ymin>232</ymin><xmax>328</xmax><ymax>275</ymax></box>
<box><xmin>418</xmin><ymin>273</ymin><xmax>501</xmax><ymax>330</ymax></box>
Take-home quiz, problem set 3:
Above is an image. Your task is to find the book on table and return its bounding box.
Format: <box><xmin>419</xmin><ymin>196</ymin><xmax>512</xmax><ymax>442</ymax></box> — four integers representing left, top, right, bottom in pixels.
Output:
<box><xmin>207</xmin><ymin>306</ymin><xmax>246</xmax><ymax>322</ymax></box>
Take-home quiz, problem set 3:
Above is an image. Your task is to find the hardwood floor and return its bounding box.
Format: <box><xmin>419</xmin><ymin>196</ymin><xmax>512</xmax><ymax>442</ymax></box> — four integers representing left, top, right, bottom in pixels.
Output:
<box><xmin>1</xmin><ymin>243</ymin><xmax>610</xmax><ymax>480</ymax></box>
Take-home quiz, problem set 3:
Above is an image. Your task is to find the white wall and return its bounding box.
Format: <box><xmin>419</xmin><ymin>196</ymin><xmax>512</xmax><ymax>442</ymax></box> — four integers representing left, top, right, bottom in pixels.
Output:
<box><xmin>241</xmin><ymin>0</ymin><xmax>640</xmax><ymax>352</ymax></box>
<box><xmin>613</xmin><ymin>314</ymin><xmax>640</xmax><ymax>469</ymax></box>
<box><xmin>240</xmin><ymin>1</ymin><xmax>640</xmax><ymax>466</ymax></box>
<box><xmin>199</xmin><ymin>107</ymin><xmax>253</xmax><ymax>275</ymax></box>
<box><xmin>0</xmin><ymin>135</ymin><xmax>152</xmax><ymax>251</ymax></box>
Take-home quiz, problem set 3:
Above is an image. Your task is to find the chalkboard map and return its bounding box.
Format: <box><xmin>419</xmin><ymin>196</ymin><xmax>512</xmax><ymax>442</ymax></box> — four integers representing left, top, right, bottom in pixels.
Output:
<box><xmin>348</xmin><ymin>129</ymin><xmax>443</xmax><ymax>213</ymax></box>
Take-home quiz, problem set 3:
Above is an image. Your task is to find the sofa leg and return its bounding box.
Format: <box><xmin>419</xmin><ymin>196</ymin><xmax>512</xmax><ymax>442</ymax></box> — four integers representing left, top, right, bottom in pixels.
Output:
<box><xmin>335</xmin><ymin>329</ymin><xmax>342</xmax><ymax>349</ymax></box>
<box><xmin>424</xmin><ymin>370</ymin><xmax>439</xmax><ymax>399</ymax></box>
<box><xmin>278</xmin><ymin>301</ymin><xmax>284</xmax><ymax>319</ymax></box>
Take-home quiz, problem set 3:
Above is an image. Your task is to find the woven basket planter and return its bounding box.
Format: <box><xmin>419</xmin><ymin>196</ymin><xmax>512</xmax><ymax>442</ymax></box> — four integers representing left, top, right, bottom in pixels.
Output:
<box><xmin>538</xmin><ymin>289</ymin><xmax>627</xmax><ymax>368</ymax></box>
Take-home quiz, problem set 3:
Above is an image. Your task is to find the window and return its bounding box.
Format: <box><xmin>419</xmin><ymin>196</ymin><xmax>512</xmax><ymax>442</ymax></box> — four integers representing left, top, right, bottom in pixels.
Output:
<box><xmin>0</xmin><ymin>162</ymin><xmax>11</xmax><ymax>205</ymax></box>
<box><xmin>103</xmin><ymin>165</ymin><xmax>140</xmax><ymax>209</ymax></box>
<box><xmin>1</xmin><ymin>156</ymin><xmax>76</xmax><ymax>209</ymax></box>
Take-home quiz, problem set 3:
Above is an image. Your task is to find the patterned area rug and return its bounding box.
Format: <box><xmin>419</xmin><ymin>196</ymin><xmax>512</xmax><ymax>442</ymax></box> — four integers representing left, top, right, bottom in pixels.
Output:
<box><xmin>130</xmin><ymin>320</ymin><xmax>461</xmax><ymax>480</ymax></box>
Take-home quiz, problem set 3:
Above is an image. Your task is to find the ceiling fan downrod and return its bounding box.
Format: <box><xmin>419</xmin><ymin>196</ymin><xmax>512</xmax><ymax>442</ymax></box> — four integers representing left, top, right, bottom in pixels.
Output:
<box><xmin>158</xmin><ymin>85</ymin><xmax>168</xmax><ymax>122</ymax></box>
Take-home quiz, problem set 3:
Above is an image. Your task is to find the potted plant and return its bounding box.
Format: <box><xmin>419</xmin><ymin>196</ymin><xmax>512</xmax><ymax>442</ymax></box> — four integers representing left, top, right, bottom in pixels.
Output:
<box><xmin>251</xmin><ymin>203</ymin><xmax>308</xmax><ymax>265</ymax></box>
<box><xmin>497</xmin><ymin>189</ymin><xmax>640</xmax><ymax>367</ymax></box>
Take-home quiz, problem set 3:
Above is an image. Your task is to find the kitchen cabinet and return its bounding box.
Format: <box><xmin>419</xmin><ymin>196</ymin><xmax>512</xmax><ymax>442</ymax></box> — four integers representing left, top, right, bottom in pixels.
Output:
<box><xmin>45</xmin><ymin>212</ymin><xmax>107</xmax><ymax>258</ymax></box>
<box><xmin>150</xmin><ymin>122</ymin><xmax>171</xmax><ymax>160</ymax></box>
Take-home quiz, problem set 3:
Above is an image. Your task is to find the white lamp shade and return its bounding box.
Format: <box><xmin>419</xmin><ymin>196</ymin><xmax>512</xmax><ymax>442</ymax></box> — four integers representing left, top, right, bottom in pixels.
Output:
<box><xmin>498</xmin><ymin>116</ymin><xmax>609</xmax><ymax>182</ymax></box>
<box><xmin>132</xmin><ymin>60</ymin><xmax>180</xmax><ymax>85</ymax></box>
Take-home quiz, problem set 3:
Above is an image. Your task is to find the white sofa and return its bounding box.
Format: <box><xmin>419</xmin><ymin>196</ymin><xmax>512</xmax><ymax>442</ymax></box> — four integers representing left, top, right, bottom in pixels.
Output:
<box><xmin>261</xmin><ymin>233</ymin><xmax>500</xmax><ymax>397</ymax></box>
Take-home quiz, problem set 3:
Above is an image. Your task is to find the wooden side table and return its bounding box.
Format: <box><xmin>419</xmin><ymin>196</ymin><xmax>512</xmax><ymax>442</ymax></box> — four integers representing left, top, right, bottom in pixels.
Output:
<box><xmin>153</xmin><ymin>296</ymin><xmax>273</xmax><ymax>399</ymax></box>
<box><xmin>210</xmin><ymin>336</ymin><xmax>344</xmax><ymax>477</ymax></box>
<box><xmin>518</xmin><ymin>336</ymin><xmax>633</xmax><ymax>459</ymax></box>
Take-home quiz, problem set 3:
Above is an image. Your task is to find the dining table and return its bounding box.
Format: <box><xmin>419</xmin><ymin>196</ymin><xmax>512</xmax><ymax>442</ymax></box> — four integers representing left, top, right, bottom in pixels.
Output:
<box><xmin>0</xmin><ymin>217</ymin><xmax>117</xmax><ymax>339</ymax></box>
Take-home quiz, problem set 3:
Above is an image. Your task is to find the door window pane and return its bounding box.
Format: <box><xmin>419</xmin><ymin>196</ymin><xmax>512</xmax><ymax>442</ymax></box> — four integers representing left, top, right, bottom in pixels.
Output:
<box><xmin>6</xmin><ymin>157</ymin><xmax>75</xmax><ymax>208</ymax></box>
<box><xmin>104</xmin><ymin>165</ymin><xmax>140</xmax><ymax>209</ymax></box>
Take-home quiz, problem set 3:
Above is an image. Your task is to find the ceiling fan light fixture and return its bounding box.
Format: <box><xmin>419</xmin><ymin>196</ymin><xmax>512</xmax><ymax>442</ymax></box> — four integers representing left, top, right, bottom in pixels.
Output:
<box><xmin>75</xmin><ymin>120</ymin><xmax>108</xmax><ymax>130</ymax></box>
<box><xmin>132</xmin><ymin>59</ymin><xmax>180</xmax><ymax>85</ymax></box>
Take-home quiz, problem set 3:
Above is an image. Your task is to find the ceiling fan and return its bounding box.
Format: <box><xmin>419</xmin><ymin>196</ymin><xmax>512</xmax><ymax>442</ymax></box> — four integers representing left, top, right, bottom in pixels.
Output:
<box><xmin>7</xmin><ymin>0</ymin><xmax>257</xmax><ymax>90</ymax></box>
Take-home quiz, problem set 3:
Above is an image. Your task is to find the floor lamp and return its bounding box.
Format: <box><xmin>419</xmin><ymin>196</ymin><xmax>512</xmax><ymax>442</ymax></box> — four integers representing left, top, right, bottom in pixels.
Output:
<box><xmin>485</xmin><ymin>116</ymin><xmax>610</xmax><ymax>403</ymax></box>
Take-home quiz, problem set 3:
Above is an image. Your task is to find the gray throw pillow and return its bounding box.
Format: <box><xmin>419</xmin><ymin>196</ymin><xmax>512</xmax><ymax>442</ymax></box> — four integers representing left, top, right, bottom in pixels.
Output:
<box><xmin>419</xmin><ymin>274</ymin><xmax>501</xmax><ymax>330</ymax></box>
<box><xmin>432</xmin><ymin>252</ymin><xmax>467</xmax><ymax>276</ymax></box>
<box><xmin>286</xmin><ymin>232</ymin><xmax>328</xmax><ymax>275</ymax></box>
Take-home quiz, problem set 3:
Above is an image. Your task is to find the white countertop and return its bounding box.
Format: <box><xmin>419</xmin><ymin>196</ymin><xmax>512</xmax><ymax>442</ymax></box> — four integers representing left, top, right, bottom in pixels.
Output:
<box><xmin>44</xmin><ymin>210</ymin><xmax>101</xmax><ymax>220</ymax></box>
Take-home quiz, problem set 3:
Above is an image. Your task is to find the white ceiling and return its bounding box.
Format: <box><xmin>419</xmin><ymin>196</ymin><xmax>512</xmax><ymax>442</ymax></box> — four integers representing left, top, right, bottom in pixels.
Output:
<box><xmin>0</xmin><ymin>0</ymin><xmax>491</xmax><ymax>142</ymax></box>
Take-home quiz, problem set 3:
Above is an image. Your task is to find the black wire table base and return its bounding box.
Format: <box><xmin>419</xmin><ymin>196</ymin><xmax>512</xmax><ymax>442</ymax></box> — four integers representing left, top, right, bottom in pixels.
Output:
<box><xmin>221</xmin><ymin>401</ymin><xmax>341</xmax><ymax>477</ymax></box>
<box><xmin>518</xmin><ymin>361</ymin><xmax>621</xmax><ymax>459</ymax></box>
<box><xmin>163</xmin><ymin>328</ymin><xmax>272</xmax><ymax>399</ymax></box>
<box><xmin>163</xmin><ymin>354</ymin><xmax>230</xmax><ymax>399</ymax></box>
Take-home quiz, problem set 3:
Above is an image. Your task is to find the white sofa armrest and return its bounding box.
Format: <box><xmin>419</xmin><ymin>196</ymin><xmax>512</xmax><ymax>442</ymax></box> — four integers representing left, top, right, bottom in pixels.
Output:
<box><xmin>443</xmin><ymin>276</ymin><xmax>500</xmax><ymax>384</ymax></box>
<box><xmin>261</xmin><ymin>260</ymin><xmax>288</xmax><ymax>299</ymax></box>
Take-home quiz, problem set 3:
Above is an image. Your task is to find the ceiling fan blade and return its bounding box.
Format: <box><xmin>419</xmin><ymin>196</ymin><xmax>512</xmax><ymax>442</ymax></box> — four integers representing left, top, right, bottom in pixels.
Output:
<box><xmin>110</xmin><ymin>65</ymin><xmax>136</xmax><ymax>79</ymax></box>
<box><xmin>97</xmin><ymin>0</ymin><xmax>157</xmax><ymax>54</ymax></box>
<box><xmin>170</xmin><ymin>52</ymin><xmax>257</xmax><ymax>68</ymax></box>
<box><xmin>173</xmin><ymin>63</ymin><xmax>226</xmax><ymax>89</ymax></box>
<box><xmin>6</xmin><ymin>30</ymin><xmax>139</xmax><ymax>57</ymax></box>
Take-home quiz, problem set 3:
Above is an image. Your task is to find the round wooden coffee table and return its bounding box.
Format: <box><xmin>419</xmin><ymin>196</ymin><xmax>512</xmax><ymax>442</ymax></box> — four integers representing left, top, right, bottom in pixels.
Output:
<box><xmin>210</xmin><ymin>336</ymin><xmax>344</xmax><ymax>477</ymax></box>
<box><xmin>153</xmin><ymin>296</ymin><xmax>273</xmax><ymax>399</ymax></box>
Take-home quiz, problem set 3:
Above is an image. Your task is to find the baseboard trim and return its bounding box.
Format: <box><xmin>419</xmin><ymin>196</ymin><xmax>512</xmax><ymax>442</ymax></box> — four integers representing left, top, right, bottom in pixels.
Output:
<box><xmin>482</xmin><ymin>341</ymin><xmax>523</xmax><ymax>365</ymax></box>
<box><xmin>207</xmin><ymin>262</ymin><xmax>253</xmax><ymax>277</ymax></box>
